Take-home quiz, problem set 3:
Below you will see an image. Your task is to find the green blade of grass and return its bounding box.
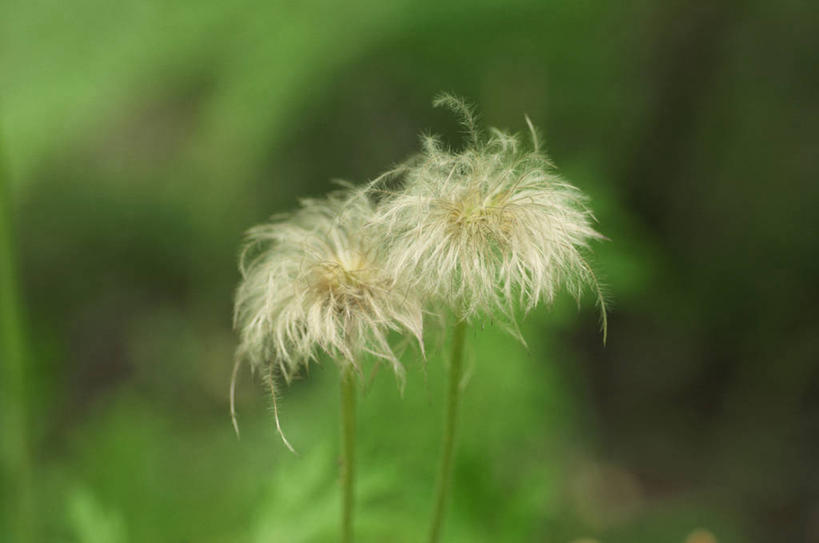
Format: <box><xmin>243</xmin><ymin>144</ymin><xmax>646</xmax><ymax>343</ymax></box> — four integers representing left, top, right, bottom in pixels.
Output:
<box><xmin>0</xmin><ymin>130</ymin><xmax>33</xmax><ymax>543</ymax></box>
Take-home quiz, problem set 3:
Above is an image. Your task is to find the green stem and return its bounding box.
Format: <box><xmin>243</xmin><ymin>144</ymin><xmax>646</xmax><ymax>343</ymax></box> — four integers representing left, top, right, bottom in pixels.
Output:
<box><xmin>428</xmin><ymin>319</ymin><xmax>467</xmax><ymax>543</ymax></box>
<box><xmin>339</xmin><ymin>365</ymin><xmax>357</xmax><ymax>543</ymax></box>
<box><xmin>0</xmin><ymin>137</ymin><xmax>32</xmax><ymax>542</ymax></box>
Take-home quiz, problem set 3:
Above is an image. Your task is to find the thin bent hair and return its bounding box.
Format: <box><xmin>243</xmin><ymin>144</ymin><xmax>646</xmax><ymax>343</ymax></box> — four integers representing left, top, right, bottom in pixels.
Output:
<box><xmin>230</xmin><ymin>355</ymin><xmax>242</xmax><ymax>438</ymax></box>
<box><xmin>433</xmin><ymin>92</ymin><xmax>479</xmax><ymax>147</ymax></box>
<box><xmin>266</xmin><ymin>366</ymin><xmax>297</xmax><ymax>454</ymax></box>
<box><xmin>524</xmin><ymin>115</ymin><xmax>540</xmax><ymax>152</ymax></box>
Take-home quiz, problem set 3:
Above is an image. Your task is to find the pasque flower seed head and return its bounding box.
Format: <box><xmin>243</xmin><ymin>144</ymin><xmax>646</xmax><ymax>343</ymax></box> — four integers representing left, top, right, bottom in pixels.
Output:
<box><xmin>369</xmin><ymin>95</ymin><xmax>607</xmax><ymax>337</ymax></box>
<box><xmin>232</xmin><ymin>187</ymin><xmax>425</xmax><ymax>447</ymax></box>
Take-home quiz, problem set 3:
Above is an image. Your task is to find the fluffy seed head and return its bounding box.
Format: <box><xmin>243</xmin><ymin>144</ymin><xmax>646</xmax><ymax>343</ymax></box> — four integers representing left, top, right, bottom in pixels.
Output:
<box><xmin>233</xmin><ymin>188</ymin><xmax>424</xmax><ymax>384</ymax></box>
<box><xmin>370</xmin><ymin>95</ymin><xmax>607</xmax><ymax>337</ymax></box>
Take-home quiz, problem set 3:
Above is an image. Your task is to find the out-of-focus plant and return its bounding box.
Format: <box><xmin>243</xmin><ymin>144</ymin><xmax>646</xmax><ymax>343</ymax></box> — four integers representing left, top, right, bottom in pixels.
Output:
<box><xmin>66</xmin><ymin>486</ymin><xmax>127</xmax><ymax>543</ymax></box>
<box><xmin>0</xmin><ymin>134</ymin><xmax>34</xmax><ymax>543</ymax></box>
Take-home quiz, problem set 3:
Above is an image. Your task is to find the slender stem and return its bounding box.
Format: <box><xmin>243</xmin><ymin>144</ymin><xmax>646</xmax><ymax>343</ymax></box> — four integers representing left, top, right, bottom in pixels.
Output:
<box><xmin>0</xmin><ymin>138</ymin><xmax>32</xmax><ymax>542</ymax></box>
<box><xmin>428</xmin><ymin>319</ymin><xmax>467</xmax><ymax>543</ymax></box>
<box><xmin>339</xmin><ymin>365</ymin><xmax>357</xmax><ymax>543</ymax></box>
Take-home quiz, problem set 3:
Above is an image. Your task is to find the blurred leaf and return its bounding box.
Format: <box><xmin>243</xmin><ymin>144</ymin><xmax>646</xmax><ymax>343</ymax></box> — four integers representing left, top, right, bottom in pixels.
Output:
<box><xmin>67</xmin><ymin>486</ymin><xmax>127</xmax><ymax>543</ymax></box>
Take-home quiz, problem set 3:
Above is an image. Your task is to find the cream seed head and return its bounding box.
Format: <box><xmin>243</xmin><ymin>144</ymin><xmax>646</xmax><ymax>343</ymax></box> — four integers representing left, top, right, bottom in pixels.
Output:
<box><xmin>370</xmin><ymin>94</ymin><xmax>607</xmax><ymax>338</ymax></box>
<box><xmin>234</xmin><ymin>187</ymin><xmax>424</xmax><ymax>380</ymax></box>
<box><xmin>232</xmin><ymin>187</ymin><xmax>425</xmax><ymax>445</ymax></box>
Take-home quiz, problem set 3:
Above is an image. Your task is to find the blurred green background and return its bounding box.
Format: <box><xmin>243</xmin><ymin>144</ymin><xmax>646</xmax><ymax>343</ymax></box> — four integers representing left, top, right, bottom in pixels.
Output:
<box><xmin>2</xmin><ymin>1</ymin><xmax>818</xmax><ymax>541</ymax></box>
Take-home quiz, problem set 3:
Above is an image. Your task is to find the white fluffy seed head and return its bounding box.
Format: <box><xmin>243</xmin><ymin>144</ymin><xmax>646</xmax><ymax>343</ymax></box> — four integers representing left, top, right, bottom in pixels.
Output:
<box><xmin>233</xmin><ymin>187</ymin><xmax>425</xmax><ymax>385</ymax></box>
<box><xmin>369</xmin><ymin>94</ymin><xmax>607</xmax><ymax>338</ymax></box>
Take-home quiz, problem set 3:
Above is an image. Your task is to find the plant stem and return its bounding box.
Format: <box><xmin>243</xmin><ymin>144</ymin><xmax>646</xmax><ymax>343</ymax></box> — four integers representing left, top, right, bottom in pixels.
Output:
<box><xmin>0</xmin><ymin>139</ymin><xmax>33</xmax><ymax>543</ymax></box>
<box><xmin>428</xmin><ymin>319</ymin><xmax>467</xmax><ymax>543</ymax></box>
<box><xmin>339</xmin><ymin>365</ymin><xmax>357</xmax><ymax>543</ymax></box>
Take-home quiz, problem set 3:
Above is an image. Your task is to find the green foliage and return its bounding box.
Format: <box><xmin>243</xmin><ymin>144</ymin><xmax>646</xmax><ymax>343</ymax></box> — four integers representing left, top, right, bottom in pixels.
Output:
<box><xmin>0</xmin><ymin>133</ymin><xmax>34</xmax><ymax>543</ymax></box>
<box><xmin>67</xmin><ymin>486</ymin><xmax>127</xmax><ymax>543</ymax></box>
